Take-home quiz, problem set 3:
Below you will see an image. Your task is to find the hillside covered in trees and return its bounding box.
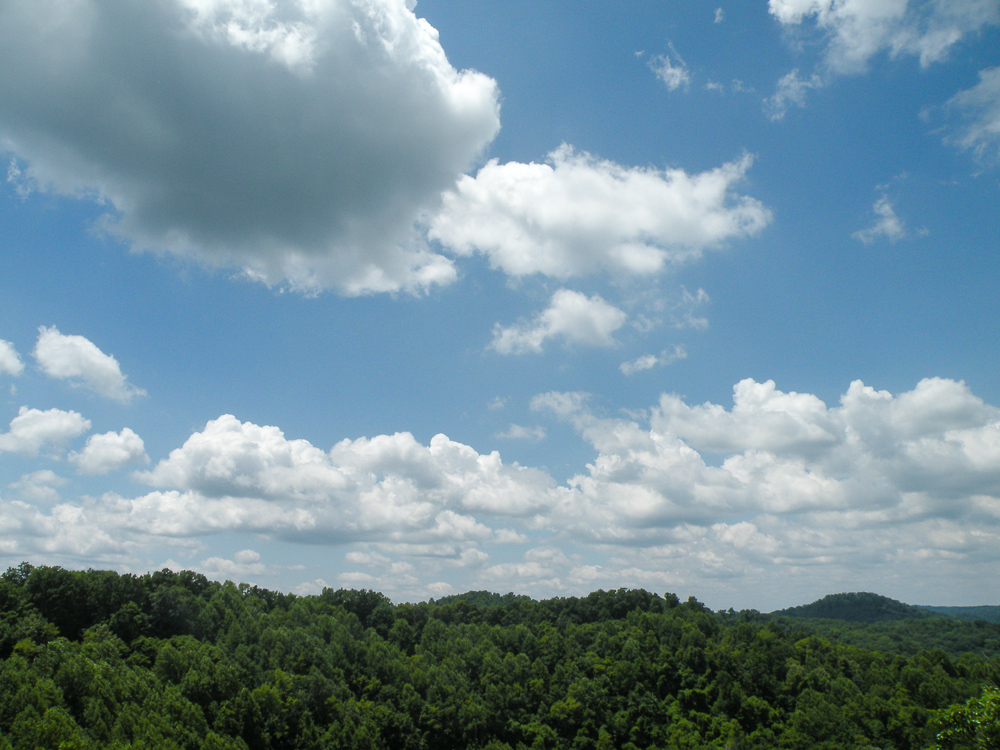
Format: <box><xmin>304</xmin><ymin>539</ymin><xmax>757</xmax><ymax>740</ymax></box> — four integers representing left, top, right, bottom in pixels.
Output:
<box><xmin>770</xmin><ymin>592</ymin><xmax>940</xmax><ymax>624</ymax></box>
<box><xmin>1</xmin><ymin>563</ymin><xmax>998</xmax><ymax>750</ymax></box>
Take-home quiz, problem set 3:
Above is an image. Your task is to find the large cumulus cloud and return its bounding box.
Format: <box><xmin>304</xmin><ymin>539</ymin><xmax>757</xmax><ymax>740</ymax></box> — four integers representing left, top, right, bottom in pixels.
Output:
<box><xmin>0</xmin><ymin>0</ymin><xmax>500</xmax><ymax>294</ymax></box>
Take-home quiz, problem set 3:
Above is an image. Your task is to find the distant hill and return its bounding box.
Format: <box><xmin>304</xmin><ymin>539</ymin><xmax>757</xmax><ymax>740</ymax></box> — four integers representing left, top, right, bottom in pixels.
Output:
<box><xmin>770</xmin><ymin>592</ymin><xmax>939</xmax><ymax>623</ymax></box>
<box><xmin>918</xmin><ymin>605</ymin><xmax>1000</xmax><ymax>624</ymax></box>
<box><xmin>431</xmin><ymin>590</ymin><xmax>535</xmax><ymax>608</ymax></box>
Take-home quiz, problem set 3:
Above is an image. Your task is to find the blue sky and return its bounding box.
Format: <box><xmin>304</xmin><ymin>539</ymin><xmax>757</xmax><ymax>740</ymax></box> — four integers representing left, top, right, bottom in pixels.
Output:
<box><xmin>0</xmin><ymin>0</ymin><xmax>998</xmax><ymax>610</ymax></box>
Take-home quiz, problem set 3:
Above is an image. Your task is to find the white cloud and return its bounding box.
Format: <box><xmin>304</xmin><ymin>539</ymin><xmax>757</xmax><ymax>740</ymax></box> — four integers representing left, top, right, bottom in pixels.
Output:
<box><xmin>671</xmin><ymin>287</ymin><xmax>711</xmax><ymax>330</ymax></box>
<box><xmin>0</xmin><ymin>340</ymin><xmax>24</xmax><ymax>377</ymax></box>
<box><xmin>0</xmin><ymin>0</ymin><xmax>500</xmax><ymax>295</ymax></box>
<box><xmin>127</xmin><ymin>413</ymin><xmax>558</xmax><ymax>539</ymax></box>
<box><xmin>69</xmin><ymin>427</ymin><xmax>149</xmax><ymax>475</ymax></box>
<box><xmin>345</xmin><ymin>550</ymin><xmax>392</xmax><ymax>567</ymax></box>
<box><xmin>308</xmin><ymin>546</ymin><xmax>424</xmax><ymax>591</ymax></box>
<box><xmin>649</xmin><ymin>43</ymin><xmax>691</xmax><ymax>91</ymax></box>
<box><xmin>853</xmin><ymin>194</ymin><xmax>906</xmax><ymax>243</ymax></box>
<box><xmin>491</xmin><ymin>289</ymin><xmax>627</xmax><ymax>354</ymax></box>
<box><xmin>653</xmin><ymin>378</ymin><xmax>843</xmax><ymax>455</ymax></box>
<box><xmin>534</xmin><ymin>377</ymin><xmax>1000</xmax><ymax>546</ymax></box>
<box><xmin>0</xmin><ymin>412</ymin><xmax>560</xmax><ymax>571</ymax></box>
<box><xmin>426</xmin><ymin>581</ymin><xmax>455</xmax><ymax>596</ymax></box>
<box><xmin>293</xmin><ymin>578</ymin><xmax>329</xmax><ymax>595</ymax></box>
<box><xmin>769</xmin><ymin>0</ymin><xmax>1000</xmax><ymax>74</ymax></box>
<box><xmin>0</xmin><ymin>406</ymin><xmax>91</xmax><ymax>456</ymax></box>
<box><xmin>496</xmin><ymin>424</ymin><xmax>547</xmax><ymax>441</ymax></box>
<box><xmin>4</xmin><ymin>377</ymin><xmax>1000</xmax><ymax>607</ymax></box>
<box><xmin>764</xmin><ymin>69</ymin><xmax>824</xmax><ymax>120</ymax></box>
<box><xmin>767</xmin><ymin>1</ymin><xmax>1000</xmax><ymax>125</ymax></box>
<box><xmin>715</xmin><ymin>8</ymin><xmax>725</xmax><ymax>23</ymax></box>
<box><xmin>946</xmin><ymin>66</ymin><xmax>1000</xmax><ymax>161</ymax></box>
<box><xmin>530</xmin><ymin>390</ymin><xmax>590</xmax><ymax>421</ymax></box>
<box><xmin>198</xmin><ymin>549</ymin><xmax>268</xmax><ymax>581</ymax></box>
<box><xmin>428</xmin><ymin>146</ymin><xmax>772</xmax><ymax>279</ymax></box>
<box><xmin>620</xmin><ymin>345</ymin><xmax>687</xmax><ymax>376</ymax></box>
<box><xmin>33</xmin><ymin>326</ymin><xmax>146</xmax><ymax>403</ymax></box>
<box><xmin>620</xmin><ymin>353</ymin><xmax>661</xmax><ymax>376</ymax></box>
<box><xmin>8</xmin><ymin>470</ymin><xmax>67</xmax><ymax>504</ymax></box>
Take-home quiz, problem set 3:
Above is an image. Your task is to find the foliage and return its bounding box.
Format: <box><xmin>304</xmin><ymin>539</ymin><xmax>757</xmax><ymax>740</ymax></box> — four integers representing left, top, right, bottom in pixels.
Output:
<box><xmin>930</xmin><ymin>684</ymin><xmax>1000</xmax><ymax>749</ymax></box>
<box><xmin>0</xmin><ymin>563</ymin><xmax>995</xmax><ymax>750</ymax></box>
<box><xmin>771</xmin><ymin>592</ymin><xmax>939</xmax><ymax>624</ymax></box>
<box><xmin>921</xmin><ymin>608</ymin><xmax>1000</xmax><ymax>626</ymax></box>
<box><xmin>762</xmin><ymin>615</ymin><xmax>1000</xmax><ymax>659</ymax></box>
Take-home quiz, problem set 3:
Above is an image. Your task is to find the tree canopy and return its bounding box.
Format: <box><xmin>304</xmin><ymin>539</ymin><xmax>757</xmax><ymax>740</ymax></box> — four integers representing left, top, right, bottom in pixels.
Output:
<box><xmin>0</xmin><ymin>563</ymin><xmax>997</xmax><ymax>750</ymax></box>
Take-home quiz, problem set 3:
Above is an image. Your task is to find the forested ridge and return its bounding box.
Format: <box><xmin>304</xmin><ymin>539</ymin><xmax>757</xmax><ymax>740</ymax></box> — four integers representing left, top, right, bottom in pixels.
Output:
<box><xmin>1</xmin><ymin>563</ymin><xmax>997</xmax><ymax>750</ymax></box>
<box><xmin>770</xmin><ymin>592</ymin><xmax>939</xmax><ymax>624</ymax></box>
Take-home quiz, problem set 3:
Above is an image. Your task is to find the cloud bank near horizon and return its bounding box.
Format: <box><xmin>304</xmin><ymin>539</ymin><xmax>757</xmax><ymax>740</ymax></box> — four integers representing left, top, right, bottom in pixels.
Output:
<box><xmin>3</xmin><ymin>375</ymin><xmax>998</xmax><ymax>607</ymax></box>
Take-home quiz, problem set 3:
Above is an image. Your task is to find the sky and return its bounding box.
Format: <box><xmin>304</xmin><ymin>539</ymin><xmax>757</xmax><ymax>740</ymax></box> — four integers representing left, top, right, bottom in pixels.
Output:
<box><xmin>0</xmin><ymin>0</ymin><xmax>998</xmax><ymax>611</ymax></box>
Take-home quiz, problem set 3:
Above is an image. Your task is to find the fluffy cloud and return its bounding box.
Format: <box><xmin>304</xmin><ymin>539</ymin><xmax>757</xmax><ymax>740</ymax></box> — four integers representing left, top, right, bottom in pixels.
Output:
<box><xmin>0</xmin><ymin>0</ymin><xmax>499</xmax><ymax>295</ymax></box>
<box><xmin>853</xmin><ymin>194</ymin><xmax>906</xmax><ymax>243</ymax></box>
<box><xmin>491</xmin><ymin>290</ymin><xmax>627</xmax><ymax>354</ymax></box>
<box><xmin>0</xmin><ymin>340</ymin><xmax>23</xmax><ymax>377</ymax></box>
<box><xmin>0</xmin><ymin>406</ymin><xmax>91</xmax><ymax>456</ymax></box>
<box><xmin>7</xmin><ymin>470</ymin><xmax>67</xmax><ymax>504</ymax></box>
<box><xmin>127</xmin><ymin>414</ymin><xmax>558</xmax><ymax>542</ymax></box>
<box><xmin>69</xmin><ymin>428</ymin><xmax>149</xmax><ymax>475</ymax></box>
<box><xmin>946</xmin><ymin>66</ymin><xmax>1000</xmax><ymax>161</ymax></box>
<box><xmin>198</xmin><ymin>550</ymin><xmax>269</xmax><ymax>581</ymax></box>
<box><xmin>3</xmin><ymin>377</ymin><xmax>1000</xmax><ymax>606</ymax></box>
<box><xmin>534</xmin><ymin>377</ymin><xmax>1000</xmax><ymax>546</ymax></box>
<box><xmin>0</xmin><ymin>498</ymin><xmax>128</xmax><ymax>559</ymax></box>
<box><xmin>653</xmin><ymin>378</ymin><xmax>842</xmax><ymax>455</ymax></box>
<box><xmin>33</xmin><ymin>326</ymin><xmax>146</xmax><ymax>403</ymax></box>
<box><xmin>0</xmin><ymin>413</ymin><xmax>561</xmax><ymax>572</ymax></box>
<box><xmin>769</xmin><ymin>0</ymin><xmax>1000</xmax><ymax>74</ymax></box>
<box><xmin>428</xmin><ymin>147</ymin><xmax>772</xmax><ymax>279</ymax></box>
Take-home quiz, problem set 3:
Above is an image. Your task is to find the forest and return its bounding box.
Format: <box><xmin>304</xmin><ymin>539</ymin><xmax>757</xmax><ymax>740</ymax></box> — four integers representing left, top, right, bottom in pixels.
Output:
<box><xmin>0</xmin><ymin>563</ymin><xmax>997</xmax><ymax>750</ymax></box>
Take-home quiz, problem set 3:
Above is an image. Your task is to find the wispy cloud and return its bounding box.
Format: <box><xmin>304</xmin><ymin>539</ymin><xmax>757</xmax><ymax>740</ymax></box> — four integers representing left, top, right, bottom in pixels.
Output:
<box><xmin>765</xmin><ymin>69</ymin><xmax>824</xmax><ymax>121</ymax></box>
<box><xmin>620</xmin><ymin>345</ymin><xmax>687</xmax><ymax>376</ymax></box>
<box><xmin>496</xmin><ymin>424</ymin><xmax>547</xmax><ymax>441</ymax></box>
<box><xmin>768</xmin><ymin>0</ymin><xmax>999</xmax><ymax>75</ymax></box>
<box><xmin>945</xmin><ymin>66</ymin><xmax>1000</xmax><ymax>162</ymax></box>
<box><xmin>649</xmin><ymin>42</ymin><xmax>691</xmax><ymax>91</ymax></box>
<box><xmin>853</xmin><ymin>194</ymin><xmax>906</xmax><ymax>244</ymax></box>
